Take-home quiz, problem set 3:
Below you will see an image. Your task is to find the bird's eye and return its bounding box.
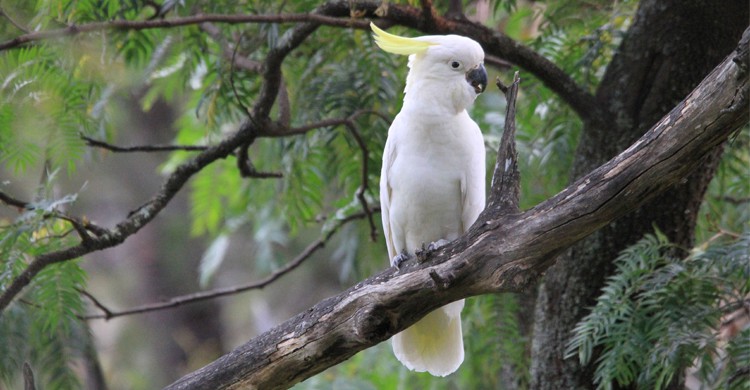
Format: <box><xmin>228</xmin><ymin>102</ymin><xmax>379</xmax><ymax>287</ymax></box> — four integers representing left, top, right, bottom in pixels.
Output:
<box><xmin>450</xmin><ymin>61</ymin><xmax>461</xmax><ymax>69</ymax></box>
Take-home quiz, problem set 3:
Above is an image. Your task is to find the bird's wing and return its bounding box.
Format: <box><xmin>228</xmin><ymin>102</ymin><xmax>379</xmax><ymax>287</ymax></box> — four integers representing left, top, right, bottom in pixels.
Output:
<box><xmin>380</xmin><ymin>132</ymin><xmax>398</xmax><ymax>261</ymax></box>
<box><xmin>460</xmin><ymin>120</ymin><xmax>487</xmax><ymax>233</ymax></box>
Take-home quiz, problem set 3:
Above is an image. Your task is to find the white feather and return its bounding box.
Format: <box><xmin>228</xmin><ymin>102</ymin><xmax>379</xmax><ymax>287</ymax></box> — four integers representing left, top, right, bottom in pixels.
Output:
<box><xmin>379</xmin><ymin>30</ymin><xmax>486</xmax><ymax>377</ymax></box>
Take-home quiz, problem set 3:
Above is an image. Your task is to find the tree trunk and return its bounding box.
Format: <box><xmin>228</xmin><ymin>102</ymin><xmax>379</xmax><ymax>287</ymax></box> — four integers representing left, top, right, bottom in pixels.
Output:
<box><xmin>530</xmin><ymin>1</ymin><xmax>749</xmax><ymax>388</ymax></box>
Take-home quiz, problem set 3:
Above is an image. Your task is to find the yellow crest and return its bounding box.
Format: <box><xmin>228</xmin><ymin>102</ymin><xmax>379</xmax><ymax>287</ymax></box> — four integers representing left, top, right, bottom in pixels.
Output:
<box><xmin>370</xmin><ymin>22</ymin><xmax>436</xmax><ymax>55</ymax></box>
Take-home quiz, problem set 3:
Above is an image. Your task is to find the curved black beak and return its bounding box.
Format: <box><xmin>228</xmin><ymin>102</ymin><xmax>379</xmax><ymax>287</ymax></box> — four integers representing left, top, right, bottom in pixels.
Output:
<box><xmin>466</xmin><ymin>64</ymin><xmax>488</xmax><ymax>94</ymax></box>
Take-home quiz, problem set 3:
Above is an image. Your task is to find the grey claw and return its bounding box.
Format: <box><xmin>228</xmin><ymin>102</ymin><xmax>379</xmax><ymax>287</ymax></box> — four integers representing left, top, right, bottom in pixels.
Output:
<box><xmin>427</xmin><ymin>239</ymin><xmax>450</xmax><ymax>252</ymax></box>
<box><xmin>391</xmin><ymin>250</ymin><xmax>411</xmax><ymax>268</ymax></box>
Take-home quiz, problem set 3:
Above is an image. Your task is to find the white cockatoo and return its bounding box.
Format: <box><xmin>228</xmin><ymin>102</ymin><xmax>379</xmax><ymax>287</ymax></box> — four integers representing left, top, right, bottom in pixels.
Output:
<box><xmin>372</xmin><ymin>22</ymin><xmax>487</xmax><ymax>377</ymax></box>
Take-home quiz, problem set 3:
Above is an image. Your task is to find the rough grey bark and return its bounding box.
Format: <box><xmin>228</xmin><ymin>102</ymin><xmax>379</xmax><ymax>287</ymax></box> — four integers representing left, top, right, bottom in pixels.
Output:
<box><xmin>164</xmin><ymin>36</ymin><xmax>749</xmax><ymax>388</ymax></box>
<box><xmin>530</xmin><ymin>1</ymin><xmax>750</xmax><ymax>388</ymax></box>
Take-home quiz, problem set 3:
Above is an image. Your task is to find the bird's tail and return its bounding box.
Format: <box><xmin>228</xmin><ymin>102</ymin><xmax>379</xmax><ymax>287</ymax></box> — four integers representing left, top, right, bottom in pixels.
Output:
<box><xmin>391</xmin><ymin>299</ymin><xmax>465</xmax><ymax>377</ymax></box>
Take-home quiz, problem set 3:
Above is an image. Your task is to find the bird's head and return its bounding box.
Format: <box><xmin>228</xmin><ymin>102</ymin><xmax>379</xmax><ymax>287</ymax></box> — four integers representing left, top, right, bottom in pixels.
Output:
<box><xmin>371</xmin><ymin>22</ymin><xmax>487</xmax><ymax>113</ymax></box>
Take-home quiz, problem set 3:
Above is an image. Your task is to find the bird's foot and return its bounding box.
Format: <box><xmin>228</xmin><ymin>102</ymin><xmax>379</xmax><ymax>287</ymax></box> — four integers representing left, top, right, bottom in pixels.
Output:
<box><xmin>390</xmin><ymin>249</ymin><xmax>411</xmax><ymax>269</ymax></box>
<box><xmin>415</xmin><ymin>239</ymin><xmax>451</xmax><ymax>263</ymax></box>
<box><xmin>427</xmin><ymin>239</ymin><xmax>450</xmax><ymax>252</ymax></box>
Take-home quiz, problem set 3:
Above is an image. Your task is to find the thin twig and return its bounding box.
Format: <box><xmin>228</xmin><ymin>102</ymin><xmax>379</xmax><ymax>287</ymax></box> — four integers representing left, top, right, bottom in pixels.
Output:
<box><xmin>27</xmin><ymin>228</ymin><xmax>76</xmax><ymax>242</ymax></box>
<box><xmin>0</xmin><ymin>190</ymin><xmax>28</xmax><ymax>209</ymax></box>
<box><xmin>343</xmin><ymin>121</ymin><xmax>378</xmax><ymax>242</ymax></box>
<box><xmin>0</xmin><ymin>13</ymin><xmax>370</xmax><ymax>52</ymax></box>
<box><xmin>0</xmin><ymin>190</ymin><xmax>108</xmax><ymax>236</ymax></box>
<box><xmin>78</xmin><ymin>288</ymin><xmax>114</xmax><ymax>320</ymax></box>
<box><xmin>235</xmin><ymin>122</ymin><xmax>282</xmax><ymax>179</ymax></box>
<box><xmin>199</xmin><ymin>22</ymin><xmax>262</xmax><ymax>73</ymax></box>
<box><xmin>67</xmin><ymin>218</ymin><xmax>94</xmax><ymax>245</ymax></box>
<box><xmin>0</xmin><ymin>7</ymin><xmax>29</xmax><ymax>33</ymax></box>
<box><xmin>229</xmin><ymin>33</ymin><xmax>252</xmax><ymax>117</ymax></box>
<box><xmin>485</xmin><ymin>55</ymin><xmax>512</xmax><ymax>70</ymax></box>
<box><xmin>82</xmin><ymin>207</ymin><xmax>380</xmax><ymax>320</ymax></box>
<box><xmin>228</xmin><ymin>34</ymin><xmax>282</xmax><ymax>179</ymax></box>
<box><xmin>262</xmin><ymin>109</ymin><xmax>391</xmax><ymax>138</ymax></box>
<box><xmin>249</xmin><ymin>12</ymin><xmax>322</xmax><ymax>120</ymax></box>
<box><xmin>721</xmin><ymin>196</ymin><xmax>750</xmax><ymax>205</ymax></box>
<box><xmin>55</xmin><ymin>215</ymin><xmax>108</xmax><ymax>237</ymax></box>
<box><xmin>81</xmin><ymin>134</ymin><xmax>208</xmax><ymax>152</ymax></box>
<box><xmin>236</xmin><ymin>142</ymin><xmax>284</xmax><ymax>179</ymax></box>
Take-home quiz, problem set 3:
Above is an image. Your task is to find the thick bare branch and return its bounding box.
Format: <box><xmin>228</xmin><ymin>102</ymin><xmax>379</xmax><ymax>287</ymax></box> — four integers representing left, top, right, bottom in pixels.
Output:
<box><xmin>165</xmin><ymin>34</ymin><xmax>749</xmax><ymax>389</ymax></box>
<box><xmin>485</xmin><ymin>72</ymin><xmax>521</xmax><ymax>213</ymax></box>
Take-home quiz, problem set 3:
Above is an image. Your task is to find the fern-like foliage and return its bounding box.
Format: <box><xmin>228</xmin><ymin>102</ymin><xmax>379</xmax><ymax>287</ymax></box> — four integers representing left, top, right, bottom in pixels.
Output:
<box><xmin>0</xmin><ymin>40</ymin><xmax>104</xmax><ymax>175</ymax></box>
<box><xmin>0</xmin><ymin>182</ymin><xmax>88</xmax><ymax>388</ymax></box>
<box><xmin>566</xmin><ymin>230</ymin><xmax>750</xmax><ymax>390</ymax></box>
<box><xmin>179</xmin><ymin>25</ymin><xmax>399</xmax><ymax>276</ymax></box>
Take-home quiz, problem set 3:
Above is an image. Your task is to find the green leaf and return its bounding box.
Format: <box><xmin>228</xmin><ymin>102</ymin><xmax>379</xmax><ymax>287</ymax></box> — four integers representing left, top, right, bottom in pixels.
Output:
<box><xmin>568</xmin><ymin>230</ymin><xmax>750</xmax><ymax>389</ymax></box>
<box><xmin>199</xmin><ymin>233</ymin><xmax>231</xmax><ymax>288</ymax></box>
